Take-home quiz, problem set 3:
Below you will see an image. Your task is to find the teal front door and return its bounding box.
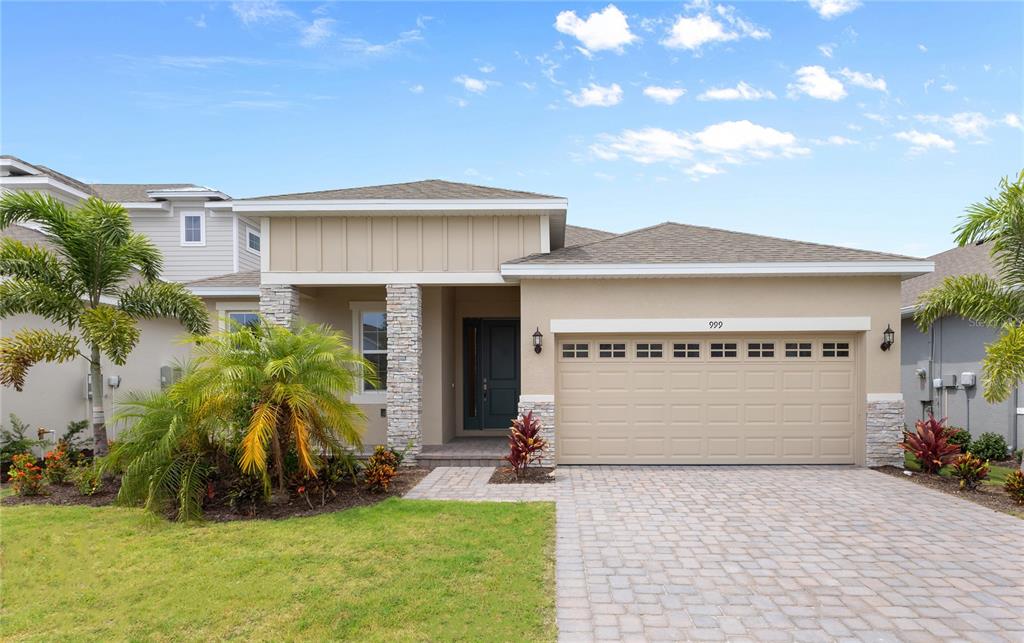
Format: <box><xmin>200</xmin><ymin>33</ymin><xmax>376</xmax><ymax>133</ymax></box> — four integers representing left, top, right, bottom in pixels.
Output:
<box><xmin>463</xmin><ymin>319</ymin><xmax>520</xmax><ymax>430</ymax></box>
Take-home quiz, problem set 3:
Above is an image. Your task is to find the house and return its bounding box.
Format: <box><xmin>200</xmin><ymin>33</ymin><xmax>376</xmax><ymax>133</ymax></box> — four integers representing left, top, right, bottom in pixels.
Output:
<box><xmin>1</xmin><ymin>156</ymin><xmax>934</xmax><ymax>467</ymax></box>
<box><xmin>900</xmin><ymin>242</ymin><xmax>1022</xmax><ymax>452</ymax></box>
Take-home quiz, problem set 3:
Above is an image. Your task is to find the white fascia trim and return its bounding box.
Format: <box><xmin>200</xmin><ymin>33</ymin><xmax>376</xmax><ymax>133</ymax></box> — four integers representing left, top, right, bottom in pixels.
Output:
<box><xmin>867</xmin><ymin>393</ymin><xmax>904</xmax><ymax>402</ymax></box>
<box><xmin>0</xmin><ymin>158</ymin><xmax>41</xmax><ymax>176</ymax></box>
<box><xmin>122</xmin><ymin>202</ymin><xmax>170</xmax><ymax>211</ymax></box>
<box><xmin>501</xmin><ymin>261</ymin><xmax>935</xmax><ymax>278</ymax></box>
<box><xmin>204</xmin><ymin>201</ymin><xmax>234</xmax><ymax>210</ymax></box>
<box><xmin>189</xmin><ymin>287</ymin><xmax>260</xmax><ymax>297</ymax></box>
<box><xmin>261</xmin><ymin>271</ymin><xmax>508</xmax><ymax>285</ymax></box>
<box><xmin>900</xmin><ymin>305</ymin><xmax>919</xmax><ymax>318</ymax></box>
<box><xmin>0</xmin><ymin>175</ymin><xmax>93</xmax><ymax>201</ymax></box>
<box><xmin>231</xmin><ymin>198</ymin><xmax>568</xmax><ymax>213</ymax></box>
<box><xmin>549</xmin><ymin>317</ymin><xmax>872</xmax><ymax>334</ymax></box>
<box><xmin>519</xmin><ymin>394</ymin><xmax>555</xmax><ymax>403</ymax></box>
<box><xmin>147</xmin><ymin>189</ymin><xmax>230</xmax><ymax>200</ymax></box>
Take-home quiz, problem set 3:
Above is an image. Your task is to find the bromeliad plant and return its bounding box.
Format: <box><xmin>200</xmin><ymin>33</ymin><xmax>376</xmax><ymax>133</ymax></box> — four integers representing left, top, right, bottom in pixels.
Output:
<box><xmin>949</xmin><ymin>452</ymin><xmax>990</xmax><ymax>491</ymax></box>
<box><xmin>901</xmin><ymin>415</ymin><xmax>960</xmax><ymax>474</ymax></box>
<box><xmin>0</xmin><ymin>192</ymin><xmax>210</xmax><ymax>455</ymax></box>
<box><xmin>505</xmin><ymin>411</ymin><xmax>547</xmax><ymax>478</ymax></box>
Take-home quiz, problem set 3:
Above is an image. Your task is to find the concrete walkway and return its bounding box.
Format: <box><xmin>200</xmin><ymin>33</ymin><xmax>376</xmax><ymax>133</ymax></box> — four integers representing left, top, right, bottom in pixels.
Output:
<box><xmin>406</xmin><ymin>466</ymin><xmax>1024</xmax><ymax>642</ymax></box>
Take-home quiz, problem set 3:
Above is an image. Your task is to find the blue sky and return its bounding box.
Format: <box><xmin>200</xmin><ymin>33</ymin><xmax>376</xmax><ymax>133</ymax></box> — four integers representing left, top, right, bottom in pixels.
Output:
<box><xmin>2</xmin><ymin>1</ymin><xmax>1021</xmax><ymax>257</ymax></box>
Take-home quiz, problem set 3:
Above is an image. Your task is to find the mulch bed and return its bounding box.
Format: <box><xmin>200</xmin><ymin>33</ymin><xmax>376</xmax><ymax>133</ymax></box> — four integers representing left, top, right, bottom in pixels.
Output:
<box><xmin>488</xmin><ymin>466</ymin><xmax>556</xmax><ymax>484</ymax></box>
<box><xmin>1</xmin><ymin>468</ymin><xmax>431</xmax><ymax>521</ymax></box>
<box><xmin>874</xmin><ymin>466</ymin><xmax>1023</xmax><ymax>518</ymax></box>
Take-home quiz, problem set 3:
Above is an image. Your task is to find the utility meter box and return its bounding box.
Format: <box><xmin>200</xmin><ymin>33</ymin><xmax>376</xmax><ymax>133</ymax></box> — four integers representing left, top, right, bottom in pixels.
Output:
<box><xmin>942</xmin><ymin>373</ymin><xmax>958</xmax><ymax>388</ymax></box>
<box><xmin>960</xmin><ymin>372</ymin><xmax>977</xmax><ymax>388</ymax></box>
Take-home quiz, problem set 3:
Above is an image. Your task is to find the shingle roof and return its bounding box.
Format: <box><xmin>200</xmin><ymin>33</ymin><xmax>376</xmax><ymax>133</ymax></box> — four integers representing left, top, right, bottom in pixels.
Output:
<box><xmin>0</xmin><ymin>224</ymin><xmax>57</xmax><ymax>251</ymax></box>
<box><xmin>508</xmin><ymin>221</ymin><xmax>921</xmax><ymax>265</ymax></box>
<box><xmin>248</xmin><ymin>179</ymin><xmax>563</xmax><ymax>201</ymax></box>
<box><xmin>900</xmin><ymin>242</ymin><xmax>995</xmax><ymax>308</ymax></box>
<box><xmin>185</xmin><ymin>271</ymin><xmax>260</xmax><ymax>289</ymax></box>
<box><xmin>565</xmin><ymin>224</ymin><xmax>616</xmax><ymax>247</ymax></box>
<box><xmin>89</xmin><ymin>184</ymin><xmax>202</xmax><ymax>202</ymax></box>
<box><xmin>1</xmin><ymin>155</ymin><xmax>98</xmax><ymax>195</ymax></box>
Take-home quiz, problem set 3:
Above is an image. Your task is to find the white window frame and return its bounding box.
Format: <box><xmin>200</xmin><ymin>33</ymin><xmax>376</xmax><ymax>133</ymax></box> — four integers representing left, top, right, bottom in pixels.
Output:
<box><xmin>214</xmin><ymin>301</ymin><xmax>259</xmax><ymax>331</ymax></box>
<box><xmin>350</xmin><ymin>302</ymin><xmax>387</xmax><ymax>404</ymax></box>
<box><xmin>245</xmin><ymin>224</ymin><xmax>261</xmax><ymax>255</ymax></box>
<box><xmin>180</xmin><ymin>210</ymin><xmax>206</xmax><ymax>246</ymax></box>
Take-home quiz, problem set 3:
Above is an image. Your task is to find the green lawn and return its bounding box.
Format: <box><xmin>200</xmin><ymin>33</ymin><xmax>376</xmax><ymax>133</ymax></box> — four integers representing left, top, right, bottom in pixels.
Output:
<box><xmin>904</xmin><ymin>452</ymin><xmax>1018</xmax><ymax>486</ymax></box>
<box><xmin>0</xmin><ymin>499</ymin><xmax>555</xmax><ymax>642</ymax></box>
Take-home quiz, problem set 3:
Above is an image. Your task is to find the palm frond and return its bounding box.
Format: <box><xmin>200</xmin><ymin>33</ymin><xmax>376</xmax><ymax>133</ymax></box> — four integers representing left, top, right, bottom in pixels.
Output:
<box><xmin>915</xmin><ymin>274</ymin><xmax>1024</xmax><ymax>330</ymax></box>
<box><xmin>0</xmin><ymin>328</ymin><xmax>79</xmax><ymax>390</ymax></box>
<box><xmin>79</xmin><ymin>305</ymin><xmax>140</xmax><ymax>366</ymax></box>
<box><xmin>0</xmin><ymin>278</ymin><xmax>81</xmax><ymax>326</ymax></box>
<box><xmin>239</xmin><ymin>402</ymin><xmax>278</xmax><ymax>475</ymax></box>
<box><xmin>981</xmin><ymin>323</ymin><xmax>1024</xmax><ymax>403</ymax></box>
<box><xmin>118</xmin><ymin>281</ymin><xmax>210</xmax><ymax>335</ymax></box>
<box><xmin>0</xmin><ymin>191</ymin><xmax>71</xmax><ymax>237</ymax></box>
<box><xmin>955</xmin><ymin>170</ymin><xmax>1024</xmax><ymax>289</ymax></box>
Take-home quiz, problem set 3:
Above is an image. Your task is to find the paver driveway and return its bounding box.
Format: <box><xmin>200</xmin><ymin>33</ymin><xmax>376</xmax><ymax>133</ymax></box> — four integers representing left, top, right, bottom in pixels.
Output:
<box><xmin>408</xmin><ymin>466</ymin><xmax>1024</xmax><ymax>642</ymax></box>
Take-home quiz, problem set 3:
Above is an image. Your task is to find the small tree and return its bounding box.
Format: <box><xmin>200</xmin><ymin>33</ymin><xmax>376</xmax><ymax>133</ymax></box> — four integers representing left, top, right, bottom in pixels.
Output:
<box><xmin>0</xmin><ymin>192</ymin><xmax>210</xmax><ymax>455</ymax></box>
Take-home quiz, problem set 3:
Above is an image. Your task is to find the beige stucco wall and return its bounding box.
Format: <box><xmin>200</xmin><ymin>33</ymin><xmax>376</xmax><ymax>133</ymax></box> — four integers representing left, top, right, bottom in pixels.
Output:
<box><xmin>519</xmin><ymin>276</ymin><xmax>903</xmax><ymax>396</ymax></box>
<box><xmin>266</xmin><ymin>214</ymin><xmax>543</xmax><ymax>273</ymax></box>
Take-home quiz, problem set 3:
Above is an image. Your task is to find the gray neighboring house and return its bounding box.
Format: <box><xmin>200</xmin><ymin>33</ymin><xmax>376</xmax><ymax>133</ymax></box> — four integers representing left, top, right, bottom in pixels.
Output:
<box><xmin>901</xmin><ymin>241</ymin><xmax>1022</xmax><ymax>451</ymax></box>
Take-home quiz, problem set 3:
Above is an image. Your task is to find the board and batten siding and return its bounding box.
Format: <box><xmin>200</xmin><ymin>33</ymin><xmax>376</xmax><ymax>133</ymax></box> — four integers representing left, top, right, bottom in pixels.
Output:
<box><xmin>266</xmin><ymin>214</ymin><xmax>543</xmax><ymax>273</ymax></box>
<box><xmin>129</xmin><ymin>206</ymin><xmax>236</xmax><ymax>282</ymax></box>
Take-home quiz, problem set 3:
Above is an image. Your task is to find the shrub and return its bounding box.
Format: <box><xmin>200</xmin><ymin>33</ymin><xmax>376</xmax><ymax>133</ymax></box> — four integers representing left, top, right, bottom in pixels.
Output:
<box><xmin>1</xmin><ymin>414</ymin><xmax>41</xmax><ymax>463</ymax></box>
<box><xmin>43</xmin><ymin>444</ymin><xmax>73</xmax><ymax>484</ymax></box>
<box><xmin>226</xmin><ymin>475</ymin><xmax>267</xmax><ymax>516</ymax></box>
<box><xmin>1014</xmin><ymin>448</ymin><xmax>1023</xmax><ymax>466</ymax></box>
<box><xmin>505</xmin><ymin>411</ymin><xmax>547</xmax><ymax>478</ymax></box>
<box><xmin>970</xmin><ymin>432</ymin><xmax>1009</xmax><ymax>461</ymax></box>
<box><xmin>1004</xmin><ymin>469</ymin><xmax>1024</xmax><ymax>504</ymax></box>
<box><xmin>60</xmin><ymin>420</ymin><xmax>90</xmax><ymax>463</ymax></box>
<box><xmin>901</xmin><ymin>414</ymin><xmax>960</xmax><ymax>473</ymax></box>
<box><xmin>9</xmin><ymin>453</ymin><xmax>45</xmax><ymax>495</ymax></box>
<box><xmin>70</xmin><ymin>465</ymin><xmax>102</xmax><ymax>496</ymax></box>
<box><xmin>950</xmin><ymin>452</ymin><xmax>990</xmax><ymax>491</ymax></box>
<box><xmin>944</xmin><ymin>426</ymin><xmax>971</xmax><ymax>452</ymax></box>
<box><xmin>364</xmin><ymin>446</ymin><xmax>398</xmax><ymax>492</ymax></box>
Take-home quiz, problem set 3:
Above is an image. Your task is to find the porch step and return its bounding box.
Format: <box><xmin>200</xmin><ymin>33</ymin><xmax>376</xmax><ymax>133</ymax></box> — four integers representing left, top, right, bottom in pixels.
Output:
<box><xmin>418</xmin><ymin>456</ymin><xmax>507</xmax><ymax>469</ymax></box>
<box><xmin>418</xmin><ymin>437</ymin><xmax>507</xmax><ymax>469</ymax></box>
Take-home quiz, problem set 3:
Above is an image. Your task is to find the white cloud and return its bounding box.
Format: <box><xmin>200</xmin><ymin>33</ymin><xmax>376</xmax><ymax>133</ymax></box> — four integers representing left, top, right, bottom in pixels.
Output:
<box><xmin>918</xmin><ymin>43</ymin><xmax>928</xmax><ymax>53</ymax></box>
<box><xmin>155</xmin><ymin>55</ymin><xmax>271</xmax><ymax>69</ymax></box>
<box><xmin>409</xmin><ymin>84</ymin><xmax>425</xmax><ymax>94</ymax></box>
<box><xmin>520</xmin><ymin>81</ymin><xmax>537</xmax><ymax>91</ymax></box>
<box><xmin>590</xmin><ymin>127</ymin><xmax>694</xmax><ymax>163</ymax></box>
<box><xmin>554</xmin><ymin>4</ymin><xmax>638</xmax><ymax>55</ymax></box>
<box><xmin>191</xmin><ymin>14</ymin><xmax>207</xmax><ymax>29</ymax></box>
<box><xmin>479</xmin><ymin>64</ymin><xmax>495</xmax><ymax>73</ymax></box>
<box><xmin>661</xmin><ymin>2</ymin><xmax>769</xmax><ymax>52</ymax></box>
<box><xmin>685</xmin><ymin>163</ymin><xmax>723</xmax><ymax>180</ymax></box>
<box><xmin>914</xmin><ymin>112</ymin><xmax>1022</xmax><ymax>140</ymax></box>
<box><xmin>894</xmin><ymin>130</ymin><xmax>955</xmax><ymax>154</ymax></box>
<box><xmin>1004</xmin><ymin>113</ymin><xmax>1023</xmax><ymax>130</ymax></box>
<box><xmin>536</xmin><ymin>54</ymin><xmax>562</xmax><ymax>85</ymax></box>
<box><xmin>231</xmin><ymin>1</ymin><xmax>295</xmax><ymax>25</ymax></box>
<box><xmin>941</xmin><ymin>82</ymin><xmax>957</xmax><ymax>93</ymax></box>
<box><xmin>863</xmin><ymin>112</ymin><xmax>890</xmax><ymax>125</ymax></box>
<box><xmin>336</xmin><ymin>16</ymin><xmax>430</xmax><ymax>57</ymax></box>
<box><xmin>837</xmin><ymin>68</ymin><xmax>887</xmax><ymax>92</ymax></box>
<box><xmin>568</xmin><ymin>82</ymin><xmax>623</xmax><ymax>107</ymax></box>
<box><xmin>594</xmin><ymin>171</ymin><xmax>616</xmax><ymax>181</ymax></box>
<box><xmin>693</xmin><ymin>120</ymin><xmax>805</xmax><ymax>158</ymax></box>
<box><xmin>787</xmin><ymin>66</ymin><xmax>846</xmax><ymax>101</ymax></box>
<box><xmin>300</xmin><ymin>18</ymin><xmax>335</xmax><ymax>47</ymax></box>
<box><xmin>811</xmin><ymin>135</ymin><xmax>858</xmax><ymax>145</ymax></box>
<box><xmin>698</xmin><ymin>81</ymin><xmax>775</xmax><ymax>101</ymax></box>
<box><xmin>453</xmin><ymin>75</ymin><xmax>496</xmax><ymax>94</ymax></box>
<box><xmin>808</xmin><ymin>0</ymin><xmax>861</xmax><ymax>20</ymax></box>
<box><xmin>818</xmin><ymin>43</ymin><xmax>835</xmax><ymax>58</ymax></box>
<box><xmin>923</xmin><ymin>79</ymin><xmax>935</xmax><ymax>93</ymax></box>
<box><xmin>643</xmin><ymin>85</ymin><xmax>686</xmax><ymax>104</ymax></box>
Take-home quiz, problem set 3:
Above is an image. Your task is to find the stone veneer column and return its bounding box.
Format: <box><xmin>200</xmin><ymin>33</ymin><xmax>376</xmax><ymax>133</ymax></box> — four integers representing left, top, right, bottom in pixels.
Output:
<box><xmin>259</xmin><ymin>285</ymin><xmax>299</xmax><ymax>327</ymax></box>
<box><xmin>517</xmin><ymin>396</ymin><xmax>556</xmax><ymax>466</ymax></box>
<box><xmin>386</xmin><ymin>284</ymin><xmax>422</xmax><ymax>464</ymax></box>
<box><xmin>865</xmin><ymin>396</ymin><xmax>905</xmax><ymax>467</ymax></box>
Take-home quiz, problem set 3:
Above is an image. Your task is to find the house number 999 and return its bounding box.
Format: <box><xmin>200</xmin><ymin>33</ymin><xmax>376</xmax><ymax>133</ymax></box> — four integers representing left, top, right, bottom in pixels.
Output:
<box><xmin>708</xmin><ymin>321</ymin><xmax>723</xmax><ymax>329</ymax></box>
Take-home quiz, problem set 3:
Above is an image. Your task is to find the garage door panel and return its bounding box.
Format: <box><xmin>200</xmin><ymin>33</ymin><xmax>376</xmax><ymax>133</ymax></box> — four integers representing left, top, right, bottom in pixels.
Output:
<box><xmin>557</xmin><ymin>333</ymin><xmax>858</xmax><ymax>465</ymax></box>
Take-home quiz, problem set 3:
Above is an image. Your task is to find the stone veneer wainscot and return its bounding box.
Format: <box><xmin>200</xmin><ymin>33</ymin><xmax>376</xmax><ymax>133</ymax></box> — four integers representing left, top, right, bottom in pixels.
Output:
<box><xmin>386</xmin><ymin>284</ymin><xmax>423</xmax><ymax>465</ymax></box>
<box><xmin>865</xmin><ymin>397</ymin><xmax>905</xmax><ymax>467</ymax></box>
<box><xmin>517</xmin><ymin>397</ymin><xmax>556</xmax><ymax>467</ymax></box>
<box><xmin>259</xmin><ymin>285</ymin><xmax>299</xmax><ymax>327</ymax></box>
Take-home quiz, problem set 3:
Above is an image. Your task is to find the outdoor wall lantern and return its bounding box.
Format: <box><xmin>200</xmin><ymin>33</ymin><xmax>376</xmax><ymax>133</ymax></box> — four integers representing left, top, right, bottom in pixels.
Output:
<box><xmin>880</xmin><ymin>324</ymin><xmax>895</xmax><ymax>351</ymax></box>
<box><xmin>532</xmin><ymin>327</ymin><xmax>543</xmax><ymax>354</ymax></box>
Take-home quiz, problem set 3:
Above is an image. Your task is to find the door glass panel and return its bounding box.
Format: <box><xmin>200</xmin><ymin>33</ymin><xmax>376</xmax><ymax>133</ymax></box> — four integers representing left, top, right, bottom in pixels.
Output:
<box><xmin>466</xmin><ymin>325</ymin><xmax>477</xmax><ymax>419</ymax></box>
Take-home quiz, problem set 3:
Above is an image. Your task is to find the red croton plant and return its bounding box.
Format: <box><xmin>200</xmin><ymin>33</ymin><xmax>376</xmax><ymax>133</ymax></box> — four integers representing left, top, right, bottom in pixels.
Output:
<box><xmin>901</xmin><ymin>414</ymin><xmax>961</xmax><ymax>473</ymax></box>
<box><xmin>505</xmin><ymin>411</ymin><xmax>547</xmax><ymax>478</ymax></box>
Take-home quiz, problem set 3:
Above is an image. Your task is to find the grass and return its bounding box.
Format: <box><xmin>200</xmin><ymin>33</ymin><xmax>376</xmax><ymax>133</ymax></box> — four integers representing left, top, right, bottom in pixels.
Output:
<box><xmin>903</xmin><ymin>451</ymin><xmax>1019</xmax><ymax>486</ymax></box>
<box><xmin>0</xmin><ymin>499</ymin><xmax>556</xmax><ymax>642</ymax></box>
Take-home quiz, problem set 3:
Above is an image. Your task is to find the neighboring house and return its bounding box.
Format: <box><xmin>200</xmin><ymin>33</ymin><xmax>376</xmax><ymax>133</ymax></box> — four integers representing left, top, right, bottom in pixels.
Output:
<box><xmin>900</xmin><ymin>242</ymin><xmax>1022</xmax><ymax>452</ymax></box>
<box><xmin>1</xmin><ymin>157</ymin><xmax>934</xmax><ymax>468</ymax></box>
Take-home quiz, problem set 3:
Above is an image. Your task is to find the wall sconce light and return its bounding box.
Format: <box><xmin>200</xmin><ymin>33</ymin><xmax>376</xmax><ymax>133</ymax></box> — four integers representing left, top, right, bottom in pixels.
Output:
<box><xmin>532</xmin><ymin>327</ymin><xmax>543</xmax><ymax>354</ymax></box>
<box><xmin>880</xmin><ymin>324</ymin><xmax>895</xmax><ymax>351</ymax></box>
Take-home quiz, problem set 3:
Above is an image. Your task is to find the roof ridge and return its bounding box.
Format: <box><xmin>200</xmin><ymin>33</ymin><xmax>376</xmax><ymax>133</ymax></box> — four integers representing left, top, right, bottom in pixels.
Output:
<box><xmin>555</xmin><ymin>221</ymin><xmax>672</xmax><ymax>254</ymax></box>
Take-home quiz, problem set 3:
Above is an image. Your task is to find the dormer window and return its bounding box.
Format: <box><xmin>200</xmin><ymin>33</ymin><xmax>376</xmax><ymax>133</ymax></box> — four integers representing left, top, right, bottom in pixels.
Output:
<box><xmin>181</xmin><ymin>211</ymin><xmax>205</xmax><ymax>246</ymax></box>
<box><xmin>246</xmin><ymin>225</ymin><xmax>261</xmax><ymax>254</ymax></box>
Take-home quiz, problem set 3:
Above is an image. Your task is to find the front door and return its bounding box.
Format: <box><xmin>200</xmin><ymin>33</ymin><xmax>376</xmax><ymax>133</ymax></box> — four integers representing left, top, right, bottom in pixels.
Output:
<box><xmin>464</xmin><ymin>319</ymin><xmax>520</xmax><ymax>430</ymax></box>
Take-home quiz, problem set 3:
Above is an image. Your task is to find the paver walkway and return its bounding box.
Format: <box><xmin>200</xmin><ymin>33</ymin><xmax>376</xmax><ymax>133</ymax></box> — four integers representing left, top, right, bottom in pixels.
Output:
<box><xmin>407</xmin><ymin>466</ymin><xmax>1024</xmax><ymax>642</ymax></box>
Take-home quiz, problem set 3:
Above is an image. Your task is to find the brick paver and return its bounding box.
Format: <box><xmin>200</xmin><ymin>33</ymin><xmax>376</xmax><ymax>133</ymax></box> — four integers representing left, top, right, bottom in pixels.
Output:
<box><xmin>407</xmin><ymin>466</ymin><xmax>1024</xmax><ymax>641</ymax></box>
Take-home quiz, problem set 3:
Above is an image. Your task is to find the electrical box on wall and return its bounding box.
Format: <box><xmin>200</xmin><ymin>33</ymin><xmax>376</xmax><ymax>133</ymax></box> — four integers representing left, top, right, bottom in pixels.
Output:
<box><xmin>942</xmin><ymin>373</ymin><xmax>958</xmax><ymax>388</ymax></box>
<box><xmin>960</xmin><ymin>372</ymin><xmax>976</xmax><ymax>388</ymax></box>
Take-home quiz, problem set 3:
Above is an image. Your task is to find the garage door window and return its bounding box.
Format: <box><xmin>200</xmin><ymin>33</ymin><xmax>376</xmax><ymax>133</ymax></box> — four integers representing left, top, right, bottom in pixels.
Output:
<box><xmin>747</xmin><ymin>342</ymin><xmax>775</xmax><ymax>358</ymax></box>
<box><xmin>598</xmin><ymin>343</ymin><xmax>626</xmax><ymax>358</ymax></box>
<box><xmin>785</xmin><ymin>342</ymin><xmax>812</xmax><ymax>358</ymax></box>
<box><xmin>562</xmin><ymin>343</ymin><xmax>589</xmax><ymax>358</ymax></box>
<box><xmin>710</xmin><ymin>342</ymin><xmax>738</xmax><ymax>358</ymax></box>
<box><xmin>635</xmin><ymin>342</ymin><xmax>663</xmax><ymax>358</ymax></box>
<box><xmin>822</xmin><ymin>341</ymin><xmax>850</xmax><ymax>358</ymax></box>
<box><xmin>673</xmin><ymin>342</ymin><xmax>700</xmax><ymax>358</ymax></box>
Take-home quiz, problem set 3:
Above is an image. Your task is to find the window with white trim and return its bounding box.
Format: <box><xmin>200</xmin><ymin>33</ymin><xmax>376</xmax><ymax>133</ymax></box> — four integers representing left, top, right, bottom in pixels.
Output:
<box><xmin>358</xmin><ymin>310</ymin><xmax>387</xmax><ymax>392</ymax></box>
<box><xmin>181</xmin><ymin>211</ymin><xmax>205</xmax><ymax>246</ymax></box>
<box><xmin>227</xmin><ymin>311</ymin><xmax>259</xmax><ymax>328</ymax></box>
<box><xmin>710</xmin><ymin>342</ymin><xmax>738</xmax><ymax>358</ymax></box>
<box><xmin>635</xmin><ymin>342</ymin><xmax>663</xmax><ymax>358</ymax></box>
<box><xmin>245</xmin><ymin>225</ymin><xmax>261</xmax><ymax>254</ymax></box>
<box><xmin>785</xmin><ymin>342</ymin><xmax>812</xmax><ymax>358</ymax></box>
<box><xmin>747</xmin><ymin>342</ymin><xmax>775</xmax><ymax>358</ymax></box>
<box><xmin>673</xmin><ymin>342</ymin><xmax>700</xmax><ymax>358</ymax></box>
<box><xmin>822</xmin><ymin>341</ymin><xmax>850</xmax><ymax>358</ymax></box>
<box><xmin>598</xmin><ymin>343</ymin><xmax>626</xmax><ymax>358</ymax></box>
<box><xmin>561</xmin><ymin>343</ymin><xmax>589</xmax><ymax>358</ymax></box>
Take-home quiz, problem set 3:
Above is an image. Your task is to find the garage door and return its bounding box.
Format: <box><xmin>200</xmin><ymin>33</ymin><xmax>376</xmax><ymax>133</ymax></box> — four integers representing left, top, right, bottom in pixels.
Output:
<box><xmin>556</xmin><ymin>334</ymin><xmax>860</xmax><ymax>464</ymax></box>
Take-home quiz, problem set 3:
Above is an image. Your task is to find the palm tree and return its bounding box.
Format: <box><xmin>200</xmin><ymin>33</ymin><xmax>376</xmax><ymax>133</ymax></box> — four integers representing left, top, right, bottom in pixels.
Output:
<box><xmin>916</xmin><ymin>170</ymin><xmax>1024</xmax><ymax>468</ymax></box>
<box><xmin>0</xmin><ymin>192</ymin><xmax>210</xmax><ymax>455</ymax></box>
<box><xmin>186</xmin><ymin>319</ymin><xmax>369</xmax><ymax>491</ymax></box>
